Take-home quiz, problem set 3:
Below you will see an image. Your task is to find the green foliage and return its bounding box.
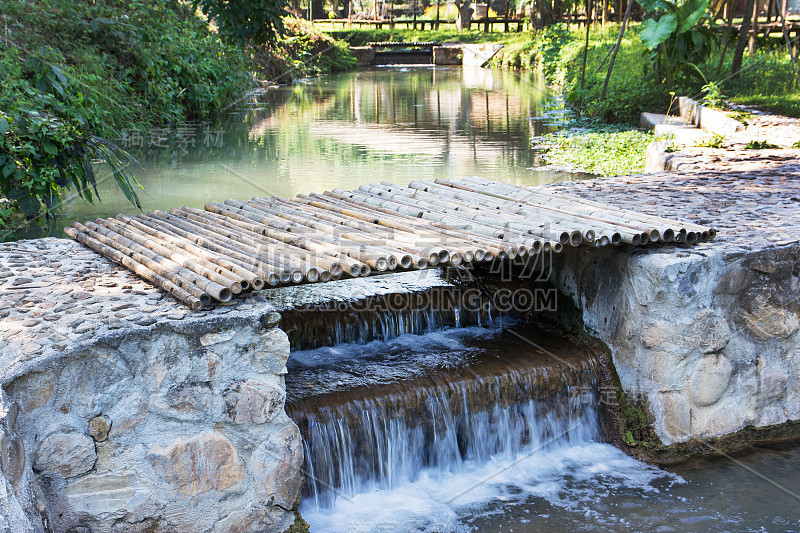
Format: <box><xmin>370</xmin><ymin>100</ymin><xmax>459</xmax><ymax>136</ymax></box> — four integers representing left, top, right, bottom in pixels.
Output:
<box><xmin>637</xmin><ymin>0</ymin><xmax>717</xmax><ymax>86</ymax></box>
<box><xmin>193</xmin><ymin>0</ymin><xmax>288</xmax><ymax>45</ymax></box>
<box><xmin>727</xmin><ymin>109</ymin><xmax>752</xmax><ymax>125</ymax></box>
<box><xmin>535</xmin><ymin>125</ymin><xmax>654</xmax><ymax>176</ymax></box>
<box><xmin>744</xmin><ymin>139</ymin><xmax>779</xmax><ymax>149</ymax></box>
<box><xmin>696</xmin><ymin>133</ymin><xmax>726</xmax><ymax>148</ymax></box>
<box><xmin>0</xmin><ymin>0</ymin><xmax>253</xmax><ymax>228</ymax></box>
<box><xmin>251</xmin><ymin>19</ymin><xmax>357</xmax><ymax>82</ymax></box>
<box><xmin>700</xmin><ymin>81</ymin><xmax>726</xmax><ymax>109</ymax></box>
<box><xmin>793</xmin><ymin>140</ymin><xmax>800</xmax><ymax>148</ymax></box>
<box><xmin>0</xmin><ymin>109</ymin><xmax>141</xmax><ymax>222</ymax></box>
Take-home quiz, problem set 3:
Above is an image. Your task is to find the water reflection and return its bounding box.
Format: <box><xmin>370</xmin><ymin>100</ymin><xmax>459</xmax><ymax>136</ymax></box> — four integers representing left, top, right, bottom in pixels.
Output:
<box><xmin>14</xmin><ymin>66</ymin><xmax>580</xmax><ymax>240</ymax></box>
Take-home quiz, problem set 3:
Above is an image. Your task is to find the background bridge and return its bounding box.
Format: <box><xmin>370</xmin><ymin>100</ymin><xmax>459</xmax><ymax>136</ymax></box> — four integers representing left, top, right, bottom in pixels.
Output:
<box><xmin>66</xmin><ymin>177</ymin><xmax>715</xmax><ymax>309</ymax></box>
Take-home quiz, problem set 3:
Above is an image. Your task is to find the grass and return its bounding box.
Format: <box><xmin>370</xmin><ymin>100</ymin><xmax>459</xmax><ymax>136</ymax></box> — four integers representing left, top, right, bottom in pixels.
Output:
<box><xmin>696</xmin><ymin>133</ymin><xmax>727</xmax><ymax>148</ymax></box>
<box><xmin>534</xmin><ymin>123</ymin><xmax>654</xmax><ymax>176</ymax></box>
<box><xmin>487</xmin><ymin>23</ymin><xmax>799</xmax><ymax>122</ymax></box>
<box><xmin>744</xmin><ymin>139</ymin><xmax>780</xmax><ymax>149</ymax></box>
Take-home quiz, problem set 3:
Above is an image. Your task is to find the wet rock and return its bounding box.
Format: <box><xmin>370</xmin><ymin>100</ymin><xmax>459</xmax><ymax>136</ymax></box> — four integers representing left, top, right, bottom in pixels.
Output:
<box><xmin>660</xmin><ymin>394</ymin><xmax>691</xmax><ymax>442</ymax></box>
<box><xmin>12</xmin><ymin>277</ymin><xmax>33</xmax><ymax>286</ymax></box>
<box><xmin>136</xmin><ymin>316</ymin><xmax>157</xmax><ymax>327</ymax></box>
<box><xmin>149</xmin><ymin>432</ymin><xmax>244</xmax><ymax>496</ymax></box>
<box><xmin>64</xmin><ymin>473</ymin><xmax>150</xmax><ymax>516</ymax></box>
<box><xmin>688</xmin><ymin>355</ymin><xmax>733</xmax><ymax>407</ymax></box>
<box><xmin>34</xmin><ymin>432</ymin><xmax>96</xmax><ymax>479</ymax></box>
<box><xmin>88</xmin><ymin>415</ymin><xmax>111</xmax><ymax>442</ymax></box>
<box><xmin>759</xmin><ymin>360</ymin><xmax>789</xmax><ymax>401</ymax></box>
<box><xmin>714</xmin><ymin>268</ymin><xmax>750</xmax><ymax>294</ymax></box>
<box><xmin>165</xmin><ymin>382</ymin><xmax>211</xmax><ymax>414</ymax></box>
<box><xmin>1</xmin><ymin>435</ymin><xmax>26</xmax><ymax>486</ymax></box>
<box><xmin>738</xmin><ymin>293</ymin><xmax>800</xmax><ymax>339</ymax></box>
<box><xmin>252</xmin><ymin>424</ymin><xmax>303</xmax><ymax>510</ymax></box>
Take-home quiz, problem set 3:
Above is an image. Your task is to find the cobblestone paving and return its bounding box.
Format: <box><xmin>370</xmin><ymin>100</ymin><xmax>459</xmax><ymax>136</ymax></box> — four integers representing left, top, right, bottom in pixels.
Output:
<box><xmin>0</xmin><ymin>238</ymin><xmax>273</xmax><ymax>382</ymax></box>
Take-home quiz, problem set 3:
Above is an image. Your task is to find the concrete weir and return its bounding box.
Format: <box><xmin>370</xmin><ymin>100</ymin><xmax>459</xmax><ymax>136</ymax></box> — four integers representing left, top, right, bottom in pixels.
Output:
<box><xmin>2</xmin><ymin>160</ymin><xmax>800</xmax><ymax>529</ymax></box>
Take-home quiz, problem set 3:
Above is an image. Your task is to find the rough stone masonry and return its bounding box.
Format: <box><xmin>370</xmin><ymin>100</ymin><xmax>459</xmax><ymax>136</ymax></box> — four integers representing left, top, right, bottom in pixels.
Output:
<box><xmin>0</xmin><ymin>239</ymin><xmax>302</xmax><ymax>532</ymax></box>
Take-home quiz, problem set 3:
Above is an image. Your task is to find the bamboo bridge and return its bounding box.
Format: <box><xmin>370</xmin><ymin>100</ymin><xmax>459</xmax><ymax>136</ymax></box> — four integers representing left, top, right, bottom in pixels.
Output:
<box><xmin>65</xmin><ymin>177</ymin><xmax>716</xmax><ymax>310</ymax></box>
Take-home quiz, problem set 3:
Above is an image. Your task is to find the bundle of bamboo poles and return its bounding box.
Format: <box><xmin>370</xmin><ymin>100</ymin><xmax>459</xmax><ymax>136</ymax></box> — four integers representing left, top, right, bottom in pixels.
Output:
<box><xmin>66</xmin><ymin>178</ymin><xmax>715</xmax><ymax>309</ymax></box>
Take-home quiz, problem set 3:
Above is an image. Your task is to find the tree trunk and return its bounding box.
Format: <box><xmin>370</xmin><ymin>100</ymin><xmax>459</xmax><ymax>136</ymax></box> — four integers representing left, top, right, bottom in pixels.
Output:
<box><xmin>749</xmin><ymin>0</ymin><xmax>759</xmax><ymax>53</ymax></box>
<box><xmin>577</xmin><ymin>0</ymin><xmax>593</xmax><ymax>117</ymax></box>
<box><xmin>732</xmin><ymin>0</ymin><xmax>756</xmax><ymax>78</ymax></box>
<box><xmin>600</xmin><ymin>0</ymin><xmax>632</xmax><ymax>102</ymax></box>
<box><xmin>455</xmin><ymin>0</ymin><xmax>474</xmax><ymax>29</ymax></box>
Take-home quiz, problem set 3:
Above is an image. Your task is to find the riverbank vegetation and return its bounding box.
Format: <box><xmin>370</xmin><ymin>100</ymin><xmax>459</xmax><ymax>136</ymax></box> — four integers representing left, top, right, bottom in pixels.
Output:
<box><xmin>0</xmin><ymin>0</ymin><xmax>356</xmax><ymax>232</ymax></box>
<box><xmin>535</xmin><ymin>124</ymin><xmax>654</xmax><ymax>175</ymax></box>
<box><xmin>492</xmin><ymin>21</ymin><xmax>799</xmax><ymax>124</ymax></box>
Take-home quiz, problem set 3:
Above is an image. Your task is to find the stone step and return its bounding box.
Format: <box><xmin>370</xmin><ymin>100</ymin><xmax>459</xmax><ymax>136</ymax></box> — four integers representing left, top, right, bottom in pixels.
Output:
<box><xmin>678</xmin><ymin>97</ymin><xmax>746</xmax><ymax>137</ymax></box>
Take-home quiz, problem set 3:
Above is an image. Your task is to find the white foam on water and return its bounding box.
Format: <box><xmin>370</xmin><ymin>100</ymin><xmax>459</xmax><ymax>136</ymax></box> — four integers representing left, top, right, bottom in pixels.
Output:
<box><xmin>301</xmin><ymin>442</ymin><xmax>681</xmax><ymax>533</ymax></box>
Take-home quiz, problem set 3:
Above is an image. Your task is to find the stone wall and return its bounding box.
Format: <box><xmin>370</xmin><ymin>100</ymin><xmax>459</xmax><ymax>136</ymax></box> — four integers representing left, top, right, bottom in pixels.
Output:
<box><xmin>554</xmin><ymin>243</ymin><xmax>800</xmax><ymax>445</ymax></box>
<box><xmin>0</xmin><ymin>239</ymin><xmax>303</xmax><ymax>533</ymax></box>
<box><xmin>2</xmin><ymin>311</ymin><xmax>302</xmax><ymax>533</ymax></box>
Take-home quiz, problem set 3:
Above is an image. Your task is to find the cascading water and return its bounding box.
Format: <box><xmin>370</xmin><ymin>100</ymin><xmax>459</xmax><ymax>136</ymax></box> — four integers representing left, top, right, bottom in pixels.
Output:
<box><xmin>281</xmin><ymin>280</ymin><xmax>764</xmax><ymax>533</ymax></box>
<box><xmin>292</xmin><ymin>365</ymin><xmax>602</xmax><ymax>511</ymax></box>
<box><xmin>280</xmin><ymin>283</ymin><xmax>689</xmax><ymax>532</ymax></box>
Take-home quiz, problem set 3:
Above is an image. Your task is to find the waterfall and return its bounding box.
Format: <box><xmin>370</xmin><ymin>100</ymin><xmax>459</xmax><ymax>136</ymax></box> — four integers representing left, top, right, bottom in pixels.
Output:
<box><xmin>288</xmin><ymin>357</ymin><xmax>604</xmax><ymax>510</ymax></box>
<box><xmin>279</xmin><ymin>287</ymin><xmax>499</xmax><ymax>350</ymax></box>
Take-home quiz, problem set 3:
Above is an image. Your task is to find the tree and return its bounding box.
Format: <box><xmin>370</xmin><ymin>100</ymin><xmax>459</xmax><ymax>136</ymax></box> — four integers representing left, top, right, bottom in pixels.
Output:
<box><xmin>193</xmin><ymin>0</ymin><xmax>289</xmax><ymax>45</ymax></box>
<box><xmin>731</xmin><ymin>0</ymin><xmax>755</xmax><ymax>78</ymax></box>
<box><xmin>454</xmin><ymin>0</ymin><xmax>474</xmax><ymax>29</ymax></box>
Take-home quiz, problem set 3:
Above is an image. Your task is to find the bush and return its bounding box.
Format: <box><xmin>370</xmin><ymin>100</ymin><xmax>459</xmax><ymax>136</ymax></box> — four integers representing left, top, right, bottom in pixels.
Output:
<box><xmin>0</xmin><ymin>0</ymin><xmax>253</xmax><ymax>227</ymax></box>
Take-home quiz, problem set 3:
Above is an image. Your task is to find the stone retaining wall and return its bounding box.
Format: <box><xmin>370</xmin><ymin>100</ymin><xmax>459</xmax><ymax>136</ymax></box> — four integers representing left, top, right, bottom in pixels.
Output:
<box><xmin>555</xmin><ymin>244</ymin><xmax>800</xmax><ymax>444</ymax></box>
<box><xmin>0</xmin><ymin>240</ymin><xmax>303</xmax><ymax>533</ymax></box>
<box><xmin>547</xmin><ymin>160</ymin><xmax>800</xmax><ymax>446</ymax></box>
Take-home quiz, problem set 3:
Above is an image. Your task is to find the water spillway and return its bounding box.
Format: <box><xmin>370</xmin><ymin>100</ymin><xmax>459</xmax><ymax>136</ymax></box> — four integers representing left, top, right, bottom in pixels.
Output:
<box><xmin>288</xmin><ymin>352</ymin><xmax>604</xmax><ymax>510</ymax></box>
<box><xmin>281</xmin><ymin>281</ymin><xmax>635</xmax><ymax>531</ymax></box>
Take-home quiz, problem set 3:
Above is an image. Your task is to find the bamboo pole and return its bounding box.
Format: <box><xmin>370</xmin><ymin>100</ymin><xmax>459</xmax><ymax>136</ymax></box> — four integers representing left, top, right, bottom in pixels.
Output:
<box><xmin>310</xmin><ymin>191</ymin><xmax>517</xmax><ymax>259</ymax></box>
<box><xmin>461</xmin><ymin>176</ymin><xmax>713</xmax><ymax>234</ymax></box>
<box><xmin>292</xmin><ymin>192</ymin><xmax>492</xmax><ymax>260</ymax></box>
<box><xmin>165</xmin><ymin>209</ymin><xmax>331</xmax><ymax>281</ymax></box>
<box><xmin>351</xmin><ymin>186</ymin><xmax>552</xmax><ymax>249</ymax></box>
<box><xmin>135</xmin><ymin>213</ymin><xmax>293</xmax><ymax>285</ymax></box>
<box><xmin>197</xmin><ymin>203</ymin><xmax>394</xmax><ymax>274</ymax></box>
<box><xmin>236</xmin><ymin>199</ymin><xmax>427</xmax><ymax>270</ymax></box>
<box><xmin>95</xmin><ymin>218</ymin><xmax>245</xmax><ymax>294</ymax></box>
<box><xmin>70</xmin><ymin>221</ymin><xmax>217</xmax><ymax>304</ymax></box>
<box><xmin>144</xmin><ymin>212</ymin><xmax>307</xmax><ymax>284</ymax></box>
<box><xmin>83</xmin><ymin>220</ymin><xmax>233</xmax><ymax>302</ymax></box>
<box><xmin>367</xmin><ymin>183</ymin><xmax>584</xmax><ymax>246</ymax></box>
<box><xmin>115</xmin><ymin>214</ymin><xmax>269</xmax><ymax>289</ymax></box>
<box><xmin>417</xmin><ymin>180</ymin><xmax>644</xmax><ymax>244</ymax></box>
<box><xmin>64</xmin><ymin>226</ymin><xmax>205</xmax><ymax>310</ymax></box>
<box><xmin>444</xmin><ymin>178</ymin><xmax>690</xmax><ymax>241</ymax></box>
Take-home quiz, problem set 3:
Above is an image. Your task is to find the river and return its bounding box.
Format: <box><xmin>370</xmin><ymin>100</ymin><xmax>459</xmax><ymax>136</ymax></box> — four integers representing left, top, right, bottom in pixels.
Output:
<box><xmin>15</xmin><ymin>65</ymin><xmax>577</xmax><ymax>240</ymax></box>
